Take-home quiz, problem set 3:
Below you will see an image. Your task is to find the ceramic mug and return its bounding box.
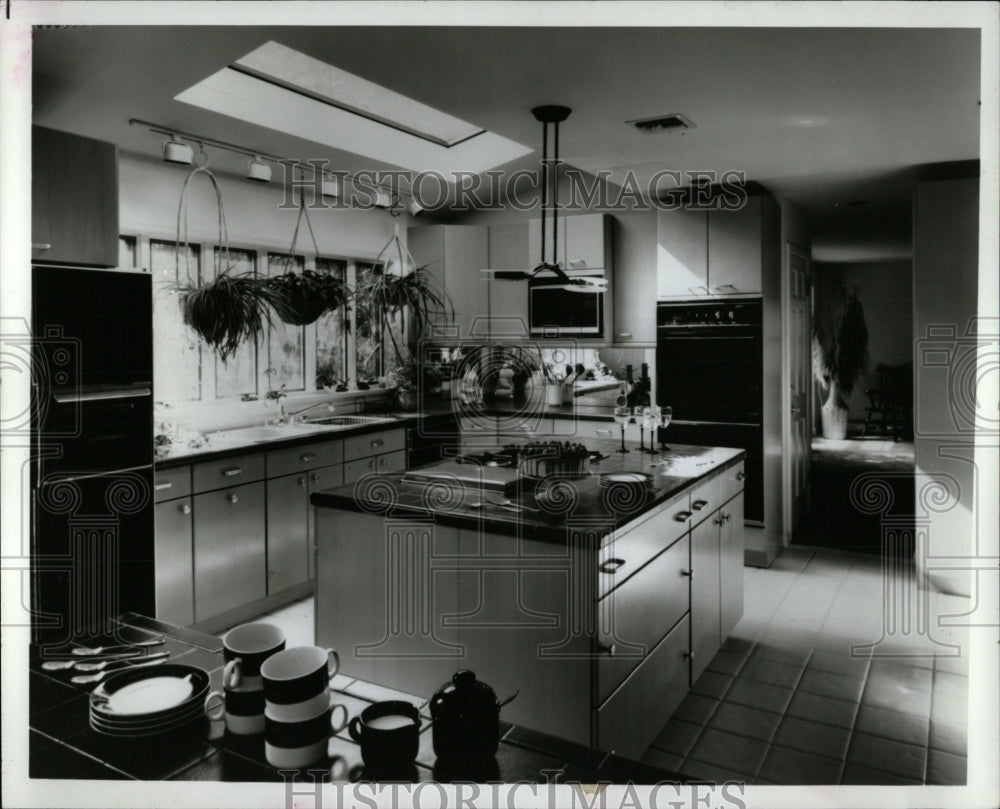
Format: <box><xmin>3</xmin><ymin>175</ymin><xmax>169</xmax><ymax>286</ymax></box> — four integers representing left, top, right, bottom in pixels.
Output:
<box><xmin>264</xmin><ymin>703</ymin><xmax>349</xmax><ymax>769</ymax></box>
<box><xmin>221</xmin><ymin>622</ymin><xmax>286</xmax><ymax>690</ymax></box>
<box><xmin>204</xmin><ymin>684</ymin><xmax>266</xmax><ymax>736</ymax></box>
<box><xmin>347</xmin><ymin>700</ymin><xmax>421</xmax><ymax>770</ymax></box>
<box><xmin>260</xmin><ymin>646</ymin><xmax>340</xmax><ymax>706</ymax></box>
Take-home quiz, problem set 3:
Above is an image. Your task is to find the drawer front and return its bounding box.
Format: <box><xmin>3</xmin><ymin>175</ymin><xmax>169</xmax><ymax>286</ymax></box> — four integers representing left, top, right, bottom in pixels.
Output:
<box><xmin>267</xmin><ymin>439</ymin><xmax>343</xmax><ymax>478</ymax></box>
<box><xmin>720</xmin><ymin>459</ymin><xmax>746</xmax><ymax>504</ymax></box>
<box><xmin>153</xmin><ymin>466</ymin><xmax>192</xmax><ymax>503</ymax></box>
<box><xmin>598</xmin><ymin>493</ymin><xmax>691</xmax><ymax>599</ymax></box>
<box><xmin>688</xmin><ymin>471</ymin><xmax>730</xmax><ymax>529</ymax></box>
<box><xmin>596</xmin><ymin>534</ymin><xmax>690</xmax><ymax>705</ymax></box>
<box><xmin>343</xmin><ymin>450</ymin><xmax>406</xmax><ymax>486</ymax></box>
<box><xmin>192</xmin><ymin>453</ymin><xmax>266</xmax><ymax>493</ymax></box>
<box><xmin>597</xmin><ymin>613</ymin><xmax>690</xmax><ymax>760</ymax></box>
<box><xmin>343</xmin><ymin>429</ymin><xmax>405</xmax><ymax>462</ymax></box>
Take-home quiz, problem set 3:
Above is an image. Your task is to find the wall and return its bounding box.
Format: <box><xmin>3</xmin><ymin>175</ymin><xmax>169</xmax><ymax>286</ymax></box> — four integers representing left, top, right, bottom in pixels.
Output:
<box><xmin>813</xmin><ymin>259</ymin><xmax>913</xmax><ymax>422</ymax></box>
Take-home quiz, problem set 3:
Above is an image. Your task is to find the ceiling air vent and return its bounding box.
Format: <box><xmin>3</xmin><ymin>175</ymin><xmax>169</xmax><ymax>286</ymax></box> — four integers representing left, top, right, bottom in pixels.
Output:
<box><xmin>627</xmin><ymin>113</ymin><xmax>695</xmax><ymax>133</ymax></box>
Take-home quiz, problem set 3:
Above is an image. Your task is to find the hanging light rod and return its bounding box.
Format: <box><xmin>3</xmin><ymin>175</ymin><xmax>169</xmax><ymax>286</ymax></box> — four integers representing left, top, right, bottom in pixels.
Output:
<box><xmin>129</xmin><ymin>117</ymin><xmax>415</xmax><ymax>201</ymax></box>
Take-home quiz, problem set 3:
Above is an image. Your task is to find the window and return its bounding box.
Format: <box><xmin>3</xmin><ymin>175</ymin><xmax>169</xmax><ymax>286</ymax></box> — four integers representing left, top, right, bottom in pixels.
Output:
<box><xmin>213</xmin><ymin>247</ymin><xmax>258</xmax><ymax>398</ymax></box>
<box><xmin>266</xmin><ymin>252</ymin><xmax>306</xmax><ymax>392</ymax></box>
<box><xmin>353</xmin><ymin>262</ymin><xmax>404</xmax><ymax>384</ymax></box>
<box><xmin>315</xmin><ymin>257</ymin><xmax>347</xmax><ymax>389</ymax></box>
<box><xmin>151</xmin><ymin>239</ymin><xmax>201</xmax><ymax>402</ymax></box>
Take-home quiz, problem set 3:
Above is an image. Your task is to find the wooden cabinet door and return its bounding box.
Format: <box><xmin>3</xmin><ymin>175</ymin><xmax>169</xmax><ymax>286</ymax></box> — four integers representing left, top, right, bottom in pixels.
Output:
<box><xmin>32</xmin><ymin>126</ymin><xmax>119</xmax><ymax>267</ymax></box>
<box><xmin>564</xmin><ymin>214</ymin><xmax>610</xmax><ymax>270</ymax></box>
<box><xmin>154</xmin><ymin>497</ymin><xmax>194</xmax><ymax>626</ymax></box>
<box><xmin>719</xmin><ymin>492</ymin><xmax>745</xmax><ymax>644</ymax></box>
<box><xmin>657</xmin><ymin>207</ymin><xmax>708</xmax><ymax>297</ymax></box>
<box><xmin>689</xmin><ymin>515</ymin><xmax>721</xmax><ymax>683</ymax></box>
<box><xmin>443</xmin><ymin>226</ymin><xmax>489</xmax><ymax>339</ymax></box>
<box><xmin>528</xmin><ymin>216</ymin><xmax>566</xmax><ymax>270</ymax></box>
<box><xmin>707</xmin><ymin>198</ymin><xmax>763</xmax><ymax>295</ymax></box>
<box><xmin>192</xmin><ymin>481</ymin><xmax>266</xmax><ymax>621</ymax></box>
<box><xmin>306</xmin><ymin>463</ymin><xmax>344</xmax><ymax>580</ymax></box>
<box><xmin>612</xmin><ymin>211</ymin><xmax>656</xmax><ymax>343</ymax></box>
<box><xmin>487</xmin><ymin>223</ymin><xmax>530</xmax><ymax>339</ymax></box>
<box><xmin>266</xmin><ymin>473</ymin><xmax>310</xmax><ymax>594</ymax></box>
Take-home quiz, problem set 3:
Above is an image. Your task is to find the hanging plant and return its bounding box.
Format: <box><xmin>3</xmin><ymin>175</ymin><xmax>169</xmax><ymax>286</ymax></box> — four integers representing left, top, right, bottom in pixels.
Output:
<box><xmin>267</xmin><ymin>190</ymin><xmax>352</xmax><ymax>326</ymax></box>
<box><xmin>170</xmin><ymin>158</ymin><xmax>278</xmax><ymax>360</ymax></box>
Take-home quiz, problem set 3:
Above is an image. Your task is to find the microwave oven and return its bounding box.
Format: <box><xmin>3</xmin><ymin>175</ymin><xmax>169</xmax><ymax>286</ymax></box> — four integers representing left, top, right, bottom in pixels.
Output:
<box><xmin>528</xmin><ymin>270</ymin><xmax>606</xmax><ymax>336</ymax></box>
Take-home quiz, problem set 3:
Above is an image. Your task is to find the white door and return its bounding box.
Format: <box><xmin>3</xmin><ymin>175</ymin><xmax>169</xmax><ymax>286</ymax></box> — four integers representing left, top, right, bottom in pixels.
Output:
<box><xmin>782</xmin><ymin>245</ymin><xmax>811</xmax><ymax>543</ymax></box>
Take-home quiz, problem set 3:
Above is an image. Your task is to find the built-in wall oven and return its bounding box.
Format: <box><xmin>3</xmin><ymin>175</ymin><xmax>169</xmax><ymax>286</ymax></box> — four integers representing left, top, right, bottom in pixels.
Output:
<box><xmin>529</xmin><ymin>270</ymin><xmax>605</xmax><ymax>336</ymax></box>
<box><xmin>656</xmin><ymin>300</ymin><xmax>764</xmax><ymax>521</ymax></box>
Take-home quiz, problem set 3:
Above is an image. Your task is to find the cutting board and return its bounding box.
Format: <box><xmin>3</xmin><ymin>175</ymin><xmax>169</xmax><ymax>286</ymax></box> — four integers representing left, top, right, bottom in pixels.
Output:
<box><xmin>401</xmin><ymin>461</ymin><xmax>519</xmax><ymax>493</ymax></box>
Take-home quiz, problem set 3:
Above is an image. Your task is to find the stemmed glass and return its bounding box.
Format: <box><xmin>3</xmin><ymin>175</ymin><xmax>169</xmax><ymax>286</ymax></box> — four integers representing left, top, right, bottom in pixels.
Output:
<box><xmin>647</xmin><ymin>405</ymin><xmax>661</xmax><ymax>456</ymax></box>
<box><xmin>613</xmin><ymin>405</ymin><xmax>631</xmax><ymax>453</ymax></box>
<box><xmin>658</xmin><ymin>405</ymin><xmax>673</xmax><ymax>452</ymax></box>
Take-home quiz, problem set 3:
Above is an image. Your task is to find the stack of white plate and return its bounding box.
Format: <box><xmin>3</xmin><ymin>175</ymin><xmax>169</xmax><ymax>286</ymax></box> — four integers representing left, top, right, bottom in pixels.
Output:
<box><xmin>89</xmin><ymin>664</ymin><xmax>210</xmax><ymax>737</ymax></box>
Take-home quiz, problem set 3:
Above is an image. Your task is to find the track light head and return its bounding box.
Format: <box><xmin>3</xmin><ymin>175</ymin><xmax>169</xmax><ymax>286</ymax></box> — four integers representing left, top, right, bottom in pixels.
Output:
<box><xmin>162</xmin><ymin>137</ymin><xmax>193</xmax><ymax>165</ymax></box>
<box><xmin>246</xmin><ymin>156</ymin><xmax>272</xmax><ymax>183</ymax></box>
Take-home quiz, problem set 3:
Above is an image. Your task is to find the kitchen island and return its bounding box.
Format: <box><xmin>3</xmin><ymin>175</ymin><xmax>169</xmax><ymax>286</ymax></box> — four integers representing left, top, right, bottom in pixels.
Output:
<box><xmin>312</xmin><ymin>440</ymin><xmax>745</xmax><ymax>759</ymax></box>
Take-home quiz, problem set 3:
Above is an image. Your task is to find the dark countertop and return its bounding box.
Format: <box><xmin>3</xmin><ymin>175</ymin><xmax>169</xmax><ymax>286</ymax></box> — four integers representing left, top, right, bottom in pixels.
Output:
<box><xmin>28</xmin><ymin>614</ymin><xmax>691</xmax><ymax>784</ymax></box>
<box><xmin>311</xmin><ymin>440</ymin><xmax>744</xmax><ymax>542</ymax></box>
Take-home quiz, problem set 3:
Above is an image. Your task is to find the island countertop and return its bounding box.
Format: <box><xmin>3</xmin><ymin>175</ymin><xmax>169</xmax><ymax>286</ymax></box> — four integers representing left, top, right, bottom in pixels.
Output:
<box><xmin>311</xmin><ymin>440</ymin><xmax>745</xmax><ymax>542</ymax></box>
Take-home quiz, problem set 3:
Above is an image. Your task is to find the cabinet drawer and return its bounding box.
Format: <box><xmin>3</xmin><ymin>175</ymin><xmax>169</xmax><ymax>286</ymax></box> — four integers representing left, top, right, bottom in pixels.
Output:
<box><xmin>154</xmin><ymin>466</ymin><xmax>191</xmax><ymax>502</ymax></box>
<box><xmin>720</xmin><ymin>459</ymin><xmax>746</xmax><ymax>504</ymax></box>
<box><xmin>597</xmin><ymin>613</ymin><xmax>690</xmax><ymax>760</ymax></box>
<box><xmin>343</xmin><ymin>450</ymin><xmax>406</xmax><ymax>486</ymax></box>
<box><xmin>343</xmin><ymin>429</ymin><xmax>405</xmax><ymax>462</ymax></box>
<box><xmin>192</xmin><ymin>453</ymin><xmax>266</xmax><ymax>493</ymax></box>
<box><xmin>596</xmin><ymin>534</ymin><xmax>690</xmax><ymax>705</ymax></box>
<box><xmin>688</xmin><ymin>471</ymin><xmax>731</xmax><ymax>529</ymax></box>
<box><xmin>267</xmin><ymin>440</ymin><xmax>343</xmax><ymax>477</ymax></box>
<box><xmin>598</xmin><ymin>493</ymin><xmax>691</xmax><ymax>599</ymax></box>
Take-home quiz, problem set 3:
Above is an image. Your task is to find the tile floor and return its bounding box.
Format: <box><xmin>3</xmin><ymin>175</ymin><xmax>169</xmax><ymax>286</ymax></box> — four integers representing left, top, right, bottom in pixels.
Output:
<box><xmin>247</xmin><ymin>544</ymin><xmax>970</xmax><ymax>786</ymax></box>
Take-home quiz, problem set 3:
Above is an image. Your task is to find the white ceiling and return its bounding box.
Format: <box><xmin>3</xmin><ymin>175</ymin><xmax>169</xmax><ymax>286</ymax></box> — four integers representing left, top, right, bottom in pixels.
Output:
<box><xmin>31</xmin><ymin>25</ymin><xmax>982</xmax><ymax>262</ymax></box>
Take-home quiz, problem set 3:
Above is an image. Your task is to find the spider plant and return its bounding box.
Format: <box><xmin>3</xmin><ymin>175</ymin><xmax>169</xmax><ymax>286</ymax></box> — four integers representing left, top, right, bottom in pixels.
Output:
<box><xmin>268</xmin><ymin>269</ymin><xmax>351</xmax><ymax>326</ymax></box>
<box><xmin>178</xmin><ymin>271</ymin><xmax>278</xmax><ymax>360</ymax></box>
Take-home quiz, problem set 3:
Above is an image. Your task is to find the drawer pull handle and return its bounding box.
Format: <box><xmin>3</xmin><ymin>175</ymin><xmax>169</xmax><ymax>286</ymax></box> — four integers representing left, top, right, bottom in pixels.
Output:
<box><xmin>597</xmin><ymin>642</ymin><xmax>617</xmax><ymax>657</ymax></box>
<box><xmin>298</xmin><ymin>476</ymin><xmax>307</xmax><ymax>487</ymax></box>
<box><xmin>568</xmin><ymin>259</ymin><xmax>587</xmax><ymax>268</ymax></box>
<box><xmin>370</xmin><ymin>439</ymin><xmax>385</xmax><ymax>448</ymax></box>
<box><xmin>179</xmin><ymin>504</ymin><xmax>191</xmax><ymax>515</ymax></box>
<box><xmin>227</xmin><ymin>493</ymin><xmax>239</xmax><ymax>504</ymax></box>
<box><xmin>311</xmin><ymin>474</ymin><xmax>321</xmax><ymax>484</ymax></box>
<box><xmin>614</xmin><ymin>333</ymin><xmax>633</xmax><ymax>339</ymax></box>
<box><xmin>379</xmin><ymin>458</ymin><xmax>387</xmax><ymax>468</ymax></box>
<box><xmin>722</xmin><ymin>512</ymin><xmax>731</xmax><ymax>524</ymax></box>
<box><xmin>154</xmin><ymin>481</ymin><xmax>173</xmax><ymax>491</ymax></box>
<box><xmin>681</xmin><ymin>569</ymin><xmax>693</xmax><ymax>579</ymax></box>
<box><xmin>714</xmin><ymin>514</ymin><xmax>724</xmax><ymax>526</ymax></box>
<box><xmin>32</xmin><ymin>243</ymin><xmax>53</xmax><ymax>250</ymax></box>
<box><xmin>300</xmin><ymin>453</ymin><xmax>318</xmax><ymax>462</ymax></box>
<box><xmin>222</xmin><ymin>468</ymin><xmax>244</xmax><ymax>477</ymax></box>
<box><xmin>692</xmin><ymin>499</ymin><xmax>708</xmax><ymax>511</ymax></box>
<box><xmin>674</xmin><ymin>510</ymin><xmax>692</xmax><ymax>522</ymax></box>
<box><xmin>683</xmin><ymin>651</ymin><xmax>695</xmax><ymax>660</ymax></box>
<box><xmin>599</xmin><ymin>558</ymin><xmax>626</xmax><ymax>574</ymax></box>
<box><xmin>736</xmin><ymin>471</ymin><xmax>747</xmax><ymax>481</ymax></box>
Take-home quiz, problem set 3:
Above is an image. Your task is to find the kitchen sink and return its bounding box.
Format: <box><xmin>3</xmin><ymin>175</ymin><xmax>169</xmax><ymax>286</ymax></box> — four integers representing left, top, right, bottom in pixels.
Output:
<box><xmin>207</xmin><ymin>423</ymin><xmax>329</xmax><ymax>443</ymax></box>
<box><xmin>303</xmin><ymin>415</ymin><xmax>397</xmax><ymax>427</ymax></box>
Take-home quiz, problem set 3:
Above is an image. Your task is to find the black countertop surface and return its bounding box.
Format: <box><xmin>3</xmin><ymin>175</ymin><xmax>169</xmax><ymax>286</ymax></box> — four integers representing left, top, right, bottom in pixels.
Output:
<box><xmin>28</xmin><ymin>614</ymin><xmax>692</xmax><ymax>785</ymax></box>
<box><xmin>311</xmin><ymin>440</ymin><xmax>744</xmax><ymax>542</ymax></box>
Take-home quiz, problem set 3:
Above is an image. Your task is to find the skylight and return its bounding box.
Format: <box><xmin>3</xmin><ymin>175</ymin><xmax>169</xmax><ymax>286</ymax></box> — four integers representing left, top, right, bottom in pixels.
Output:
<box><xmin>175</xmin><ymin>42</ymin><xmax>532</xmax><ymax>176</ymax></box>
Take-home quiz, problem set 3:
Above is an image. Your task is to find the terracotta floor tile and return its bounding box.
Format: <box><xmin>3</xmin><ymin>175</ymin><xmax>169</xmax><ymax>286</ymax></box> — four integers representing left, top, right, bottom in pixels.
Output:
<box><xmin>705</xmin><ymin>650</ymin><xmax>747</xmax><ymax>678</ymax></box>
<box><xmin>691</xmin><ymin>671</ymin><xmax>734</xmax><ymax>700</ymax></box>
<box><xmin>926</xmin><ymin>748</ymin><xmax>967</xmax><ymax>785</ymax></box>
<box><xmin>772</xmin><ymin>716</ymin><xmax>851</xmax><ymax>761</ymax></box>
<box><xmin>672</xmin><ymin>692</ymin><xmax>719</xmax><ymax>726</ymax></box>
<box><xmin>686</xmin><ymin>728</ymin><xmax>769</xmax><ymax>776</ymax></box>
<box><xmin>854</xmin><ymin>703</ymin><xmax>929</xmax><ymax>747</ymax></box>
<box><xmin>785</xmin><ymin>691</ymin><xmax>858</xmax><ymax>730</ymax></box>
<box><xmin>738</xmin><ymin>656</ymin><xmax>804</xmax><ymax>690</ymax></box>
<box><xmin>649</xmin><ymin>719</ymin><xmax>703</xmax><ymax>757</ymax></box>
<box><xmin>725</xmin><ymin>679</ymin><xmax>794</xmax><ymax>714</ymax></box>
<box><xmin>846</xmin><ymin>732</ymin><xmax>927</xmax><ymax>782</ymax></box>
<box><xmin>757</xmin><ymin>745</ymin><xmax>842</xmax><ymax>784</ymax></box>
<box><xmin>797</xmin><ymin>668</ymin><xmax>866</xmax><ymax>703</ymax></box>
<box><xmin>928</xmin><ymin>718</ymin><xmax>967</xmax><ymax>757</ymax></box>
<box><xmin>640</xmin><ymin>747</ymin><xmax>684</xmax><ymax>773</ymax></box>
<box><xmin>707</xmin><ymin>702</ymin><xmax>782</xmax><ymax>742</ymax></box>
<box><xmin>860</xmin><ymin>678</ymin><xmax>933</xmax><ymax>716</ymax></box>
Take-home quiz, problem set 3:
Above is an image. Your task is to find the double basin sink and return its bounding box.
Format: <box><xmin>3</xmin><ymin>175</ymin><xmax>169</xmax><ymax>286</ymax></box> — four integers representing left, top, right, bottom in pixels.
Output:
<box><xmin>206</xmin><ymin>415</ymin><xmax>399</xmax><ymax>445</ymax></box>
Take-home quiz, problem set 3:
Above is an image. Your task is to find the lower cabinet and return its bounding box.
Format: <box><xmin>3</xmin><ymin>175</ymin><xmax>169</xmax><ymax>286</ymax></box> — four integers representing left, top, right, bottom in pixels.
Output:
<box><xmin>306</xmin><ymin>463</ymin><xmax>344</xmax><ymax>581</ymax></box>
<box><xmin>719</xmin><ymin>492</ymin><xmax>745</xmax><ymax>643</ymax></box>
<box><xmin>266</xmin><ymin>473</ymin><xmax>310</xmax><ymax>595</ymax></box>
<box><xmin>153</xmin><ymin>496</ymin><xmax>194</xmax><ymax>626</ymax></box>
<box><xmin>192</xmin><ymin>482</ymin><xmax>266</xmax><ymax>621</ymax></box>
<box><xmin>690</xmin><ymin>516</ymin><xmax>722</xmax><ymax>683</ymax></box>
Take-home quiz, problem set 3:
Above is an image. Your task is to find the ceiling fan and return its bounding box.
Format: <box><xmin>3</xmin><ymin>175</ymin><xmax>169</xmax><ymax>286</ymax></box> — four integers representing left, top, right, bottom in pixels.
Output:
<box><xmin>482</xmin><ymin>105</ymin><xmax>608</xmax><ymax>294</ymax></box>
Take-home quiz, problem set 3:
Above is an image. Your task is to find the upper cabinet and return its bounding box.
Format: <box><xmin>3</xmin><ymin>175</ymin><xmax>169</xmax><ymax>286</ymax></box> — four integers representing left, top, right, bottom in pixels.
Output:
<box><xmin>32</xmin><ymin>126</ymin><xmax>119</xmax><ymax>267</ymax></box>
<box><xmin>612</xmin><ymin>211</ymin><xmax>656</xmax><ymax>344</ymax></box>
<box><xmin>408</xmin><ymin>225</ymin><xmax>489</xmax><ymax>341</ymax></box>
<box><xmin>487</xmin><ymin>222</ymin><xmax>530</xmax><ymax>340</ymax></box>
<box><xmin>657</xmin><ymin>195</ymin><xmax>779</xmax><ymax>298</ymax></box>
<box><xmin>528</xmin><ymin>213</ymin><xmax>612</xmax><ymax>270</ymax></box>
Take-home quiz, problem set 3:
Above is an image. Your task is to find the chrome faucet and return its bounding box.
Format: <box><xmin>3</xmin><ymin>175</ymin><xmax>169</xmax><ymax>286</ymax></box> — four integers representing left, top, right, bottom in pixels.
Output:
<box><xmin>286</xmin><ymin>401</ymin><xmax>336</xmax><ymax>424</ymax></box>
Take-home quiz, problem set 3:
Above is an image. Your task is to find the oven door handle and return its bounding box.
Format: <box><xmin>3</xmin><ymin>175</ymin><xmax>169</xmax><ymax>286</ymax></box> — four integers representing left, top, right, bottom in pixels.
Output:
<box><xmin>53</xmin><ymin>388</ymin><xmax>152</xmax><ymax>404</ymax></box>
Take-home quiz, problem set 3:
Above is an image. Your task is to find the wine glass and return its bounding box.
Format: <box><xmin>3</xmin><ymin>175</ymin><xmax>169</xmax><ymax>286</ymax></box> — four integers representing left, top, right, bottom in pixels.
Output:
<box><xmin>613</xmin><ymin>406</ymin><xmax>631</xmax><ymax>453</ymax></box>
<box><xmin>647</xmin><ymin>405</ymin><xmax>661</xmax><ymax>456</ymax></box>
<box><xmin>658</xmin><ymin>405</ymin><xmax>673</xmax><ymax>451</ymax></box>
<box><xmin>633</xmin><ymin>406</ymin><xmax>647</xmax><ymax>453</ymax></box>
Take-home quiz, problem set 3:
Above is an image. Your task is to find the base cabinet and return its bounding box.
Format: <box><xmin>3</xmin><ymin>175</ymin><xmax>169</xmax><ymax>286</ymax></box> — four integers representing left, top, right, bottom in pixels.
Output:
<box><xmin>690</xmin><ymin>516</ymin><xmax>723</xmax><ymax>683</ymax></box>
<box><xmin>719</xmin><ymin>492</ymin><xmax>745</xmax><ymax>643</ymax></box>
<box><xmin>266</xmin><ymin>474</ymin><xmax>310</xmax><ymax>595</ymax></box>
<box><xmin>153</xmin><ymin>497</ymin><xmax>194</xmax><ymax>627</ymax></box>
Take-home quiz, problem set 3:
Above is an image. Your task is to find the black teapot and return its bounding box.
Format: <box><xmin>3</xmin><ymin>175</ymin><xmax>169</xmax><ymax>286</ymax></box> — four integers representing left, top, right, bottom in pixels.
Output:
<box><xmin>429</xmin><ymin>670</ymin><xmax>515</xmax><ymax>761</ymax></box>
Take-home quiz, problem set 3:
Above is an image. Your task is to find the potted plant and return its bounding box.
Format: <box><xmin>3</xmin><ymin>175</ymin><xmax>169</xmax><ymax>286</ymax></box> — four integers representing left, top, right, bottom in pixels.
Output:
<box><xmin>812</xmin><ymin>285</ymin><xmax>869</xmax><ymax>439</ymax></box>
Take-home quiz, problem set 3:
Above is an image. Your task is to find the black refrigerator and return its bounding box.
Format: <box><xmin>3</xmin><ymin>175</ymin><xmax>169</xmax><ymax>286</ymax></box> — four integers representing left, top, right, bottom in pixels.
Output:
<box><xmin>31</xmin><ymin>266</ymin><xmax>155</xmax><ymax>645</ymax></box>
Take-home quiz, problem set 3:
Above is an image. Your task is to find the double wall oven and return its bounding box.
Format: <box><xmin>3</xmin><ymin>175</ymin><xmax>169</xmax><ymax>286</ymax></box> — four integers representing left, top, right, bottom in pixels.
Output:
<box><xmin>656</xmin><ymin>300</ymin><xmax>764</xmax><ymax>522</ymax></box>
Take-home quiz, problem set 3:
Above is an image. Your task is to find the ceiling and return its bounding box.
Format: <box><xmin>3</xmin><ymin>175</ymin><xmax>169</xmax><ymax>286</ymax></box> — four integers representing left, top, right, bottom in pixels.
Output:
<box><xmin>31</xmin><ymin>25</ymin><xmax>982</xmax><ymax>262</ymax></box>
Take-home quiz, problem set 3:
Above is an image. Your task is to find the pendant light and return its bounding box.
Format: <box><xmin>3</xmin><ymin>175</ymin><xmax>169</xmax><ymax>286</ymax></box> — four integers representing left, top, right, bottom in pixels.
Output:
<box><xmin>482</xmin><ymin>105</ymin><xmax>608</xmax><ymax>293</ymax></box>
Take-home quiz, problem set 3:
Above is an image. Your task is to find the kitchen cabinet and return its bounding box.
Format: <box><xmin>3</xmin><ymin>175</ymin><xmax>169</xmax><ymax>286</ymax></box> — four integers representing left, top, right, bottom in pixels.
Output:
<box><xmin>612</xmin><ymin>211</ymin><xmax>657</xmax><ymax>344</ymax></box>
<box><xmin>153</xmin><ymin>467</ymin><xmax>194</xmax><ymax>626</ymax></box>
<box><xmin>342</xmin><ymin>426</ymin><xmax>407</xmax><ymax>485</ymax></box>
<box><xmin>32</xmin><ymin>126</ymin><xmax>119</xmax><ymax>267</ymax></box>
<box><xmin>657</xmin><ymin>195</ymin><xmax>779</xmax><ymax>298</ymax></box>
<box><xmin>487</xmin><ymin>223</ymin><xmax>530</xmax><ymax>339</ymax></box>
<box><xmin>192</xmin><ymin>481</ymin><xmax>267</xmax><ymax>621</ymax></box>
<box><xmin>719</xmin><ymin>492</ymin><xmax>745</xmax><ymax>643</ymax></box>
<box><xmin>528</xmin><ymin>213</ymin><xmax>612</xmax><ymax>271</ymax></box>
<box><xmin>408</xmin><ymin>225</ymin><xmax>488</xmax><ymax>340</ymax></box>
<box><xmin>306</xmin><ymin>464</ymin><xmax>344</xmax><ymax>581</ymax></box>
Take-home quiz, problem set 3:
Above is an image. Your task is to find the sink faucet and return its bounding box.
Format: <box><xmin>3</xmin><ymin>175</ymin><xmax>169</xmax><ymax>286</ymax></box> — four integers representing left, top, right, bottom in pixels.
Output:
<box><xmin>286</xmin><ymin>401</ymin><xmax>336</xmax><ymax>424</ymax></box>
<box><xmin>265</xmin><ymin>385</ymin><xmax>287</xmax><ymax>425</ymax></box>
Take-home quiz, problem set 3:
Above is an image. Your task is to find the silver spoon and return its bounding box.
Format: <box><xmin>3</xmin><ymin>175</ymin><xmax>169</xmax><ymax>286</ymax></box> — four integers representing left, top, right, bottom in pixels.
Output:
<box><xmin>73</xmin><ymin>650</ymin><xmax>170</xmax><ymax>672</ymax></box>
<box><xmin>71</xmin><ymin>657</ymin><xmax>167</xmax><ymax>684</ymax></box>
<box><xmin>70</xmin><ymin>637</ymin><xmax>164</xmax><ymax>656</ymax></box>
<box><xmin>41</xmin><ymin>650</ymin><xmax>147</xmax><ymax>671</ymax></box>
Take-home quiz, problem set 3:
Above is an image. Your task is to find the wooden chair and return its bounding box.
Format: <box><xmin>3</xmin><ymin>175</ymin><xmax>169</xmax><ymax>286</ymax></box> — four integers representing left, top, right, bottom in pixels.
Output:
<box><xmin>863</xmin><ymin>363</ymin><xmax>913</xmax><ymax>440</ymax></box>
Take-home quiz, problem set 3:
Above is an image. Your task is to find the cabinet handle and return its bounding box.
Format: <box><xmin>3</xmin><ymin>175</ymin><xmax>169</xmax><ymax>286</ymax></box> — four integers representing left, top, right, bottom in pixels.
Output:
<box><xmin>370</xmin><ymin>439</ymin><xmax>385</xmax><ymax>448</ymax></box>
<box><xmin>300</xmin><ymin>453</ymin><xmax>318</xmax><ymax>462</ymax></box>
<box><xmin>154</xmin><ymin>481</ymin><xmax>173</xmax><ymax>491</ymax></box>
<box><xmin>599</xmin><ymin>558</ymin><xmax>626</xmax><ymax>575</ymax></box>
<box><xmin>227</xmin><ymin>493</ymin><xmax>239</xmax><ymax>504</ymax></box>
<box><xmin>311</xmin><ymin>473</ymin><xmax>320</xmax><ymax>484</ymax></box>
<box><xmin>379</xmin><ymin>457</ymin><xmax>387</xmax><ymax>468</ymax></box>
<box><xmin>597</xmin><ymin>642</ymin><xmax>617</xmax><ymax>657</ymax></box>
<box><xmin>680</xmin><ymin>569</ymin><xmax>693</xmax><ymax>580</ymax></box>
<box><xmin>179</xmin><ymin>503</ymin><xmax>191</xmax><ymax>515</ymax></box>
<box><xmin>222</xmin><ymin>467</ymin><xmax>244</xmax><ymax>477</ymax></box>
<box><xmin>683</xmin><ymin>651</ymin><xmax>695</xmax><ymax>660</ymax></box>
<box><xmin>614</xmin><ymin>333</ymin><xmax>633</xmax><ymax>340</ymax></box>
<box><xmin>32</xmin><ymin>243</ymin><xmax>52</xmax><ymax>250</ymax></box>
<box><xmin>736</xmin><ymin>471</ymin><xmax>747</xmax><ymax>481</ymax></box>
<box><xmin>674</xmin><ymin>510</ymin><xmax>692</xmax><ymax>522</ymax></box>
<box><xmin>692</xmin><ymin>499</ymin><xmax>708</xmax><ymax>511</ymax></box>
<box><xmin>714</xmin><ymin>514</ymin><xmax>724</xmax><ymax>526</ymax></box>
<box><xmin>568</xmin><ymin>259</ymin><xmax>587</xmax><ymax>268</ymax></box>
<box><xmin>298</xmin><ymin>476</ymin><xmax>307</xmax><ymax>487</ymax></box>
<box><xmin>722</xmin><ymin>512</ymin><xmax>731</xmax><ymax>524</ymax></box>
